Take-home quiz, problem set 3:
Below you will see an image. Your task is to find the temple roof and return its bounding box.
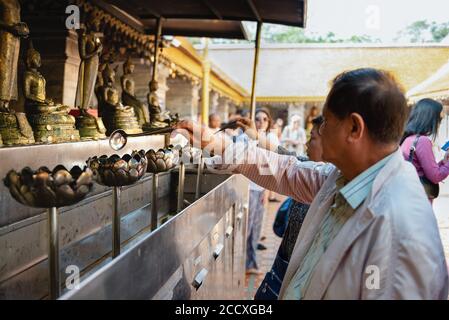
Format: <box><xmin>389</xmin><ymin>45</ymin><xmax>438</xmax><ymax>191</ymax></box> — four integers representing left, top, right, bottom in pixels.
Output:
<box><xmin>92</xmin><ymin>0</ymin><xmax>307</xmax><ymax>39</ymax></box>
<box><xmin>200</xmin><ymin>43</ymin><xmax>449</xmax><ymax>102</ymax></box>
<box><xmin>100</xmin><ymin>0</ymin><xmax>306</xmax><ymax>28</ymax></box>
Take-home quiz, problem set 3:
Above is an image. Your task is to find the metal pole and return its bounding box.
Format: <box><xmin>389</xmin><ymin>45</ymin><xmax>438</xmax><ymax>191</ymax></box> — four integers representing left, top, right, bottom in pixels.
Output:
<box><xmin>48</xmin><ymin>207</ymin><xmax>60</xmax><ymax>299</ymax></box>
<box><xmin>112</xmin><ymin>187</ymin><xmax>121</xmax><ymax>258</ymax></box>
<box><xmin>249</xmin><ymin>22</ymin><xmax>262</xmax><ymax>120</ymax></box>
<box><xmin>177</xmin><ymin>162</ymin><xmax>185</xmax><ymax>212</ymax></box>
<box><xmin>164</xmin><ymin>133</ymin><xmax>170</xmax><ymax>148</ymax></box>
<box><xmin>151</xmin><ymin>17</ymin><xmax>162</xmax><ymax>83</ymax></box>
<box><xmin>151</xmin><ymin>173</ymin><xmax>159</xmax><ymax>231</ymax></box>
<box><xmin>201</xmin><ymin>38</ymin><xmax>210</xmax><ymax>126</ymax></box>
<box><xmin>195</xmin><ymin>156</ymin><xmax>204</xmax><ymax>200</ymax></box>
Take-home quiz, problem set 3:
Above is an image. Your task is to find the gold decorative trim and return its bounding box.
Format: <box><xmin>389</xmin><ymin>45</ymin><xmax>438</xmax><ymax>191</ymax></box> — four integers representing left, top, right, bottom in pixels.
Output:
<box><xmin>243</xmin><ymin>96</ymin><xmax>325</xmax><ymax>103</ymax></box>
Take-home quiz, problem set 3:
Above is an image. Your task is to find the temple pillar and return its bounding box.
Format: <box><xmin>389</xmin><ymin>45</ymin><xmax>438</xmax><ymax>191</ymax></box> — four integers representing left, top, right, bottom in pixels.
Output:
<box><xmin>216</xmin><ymin>96</ymin><xmax>230</xmax><ymax>122</ymax></box>
<box><xmin>209</xmin><ymin>90</ymin><xmax>220</xmax><ymax>115</ymax></box>
<box><xmin>166</xmin><ymin>77</ymin><xmax>200</xmax><ymax>120</ymax></box>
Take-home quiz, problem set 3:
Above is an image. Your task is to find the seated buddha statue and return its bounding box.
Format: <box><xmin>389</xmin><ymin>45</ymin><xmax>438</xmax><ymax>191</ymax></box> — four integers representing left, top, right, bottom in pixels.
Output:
<box><xmin>121</xmin><ymin>58</ymin><xmax>149</xmax><ymax>126</ymax></box>
<box><xmin>23</xmin><ymin>43</ymin><xmax>80</xmax><ymax>143</ymax></box>
<box><xmin>97</xmin><ymin>63</ymin><xmax>142</xmax><ymax>136</ymax></box>
<box><xmin>143</xmin><ymin>80</ymin><xmax>179</xmax><ymax>131</ymax></box>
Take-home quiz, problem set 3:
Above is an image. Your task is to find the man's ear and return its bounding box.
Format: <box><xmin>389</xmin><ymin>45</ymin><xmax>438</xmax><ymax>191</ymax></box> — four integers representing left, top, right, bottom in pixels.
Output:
<box><xmin>347</xmin><ymin>113</ymin><xmax>364</xmax><ymax>142</ymax></box>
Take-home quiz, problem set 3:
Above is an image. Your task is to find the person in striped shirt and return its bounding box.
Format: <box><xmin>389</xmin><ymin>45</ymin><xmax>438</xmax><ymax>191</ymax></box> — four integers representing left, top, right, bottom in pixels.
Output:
<box><xmin>175</xmin><ymin>68</ymin><xmax>448</xmax><ymax>299</ymax></box>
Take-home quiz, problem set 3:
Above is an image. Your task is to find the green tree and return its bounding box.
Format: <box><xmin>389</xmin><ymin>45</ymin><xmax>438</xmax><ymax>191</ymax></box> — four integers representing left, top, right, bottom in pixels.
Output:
<box><xmin>430</xmin><ymin>21</ymin><xmax>449</xmax><ymax>42</ymax></box>
<box><xmin>395</xmin><ymin>20</ymin><xmax>449</xmax><ymax>42</ymax></box>
<box><xmin>189</xmin><ymin>23</ymin><xmax>380</xmax><ymax>45</ymax></box>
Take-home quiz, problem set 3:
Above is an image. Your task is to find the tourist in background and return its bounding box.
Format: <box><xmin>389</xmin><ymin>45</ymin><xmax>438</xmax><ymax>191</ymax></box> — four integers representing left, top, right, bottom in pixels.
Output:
<box><xmin>281</xmin><ymin>115</ymin><xmax>307</xmax><ymax>156</ymax></box>
<box><xmin>245</xmin><ymin>107</ymin><xmax>279</xmax><ymax>275</ymax></box>
<box><xmin>268</xmin><ymin>119</ymin><xmax>284</xmax><ymax>203</ymax></box>
<box><xmin>400</xmin><ymin>98</ymin><xmax>449</xmax><ymax>202</ymax></box>
<box><xmin>208</xmin><ymin>113</ymin><xmax>221</xmax><ymax>134</ymax></box>
<box><xmin>273</xmin><ymin>118</ymin><xmax>284</xmax><ymax>140</ymax></box>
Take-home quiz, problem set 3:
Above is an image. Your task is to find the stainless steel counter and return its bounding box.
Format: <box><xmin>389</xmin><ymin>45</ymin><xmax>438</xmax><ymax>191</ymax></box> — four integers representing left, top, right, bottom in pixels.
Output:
<box><xmin>0</xmin><ymin>137</ymin><xmax>250</xmax><ymax>300</ymax></box>
<box><xmin>0</xmin><ymin>136</ymin><xmax>168</xmax><ymax>299</ymax></box>
<box><xmin>60</xmin><ymin>174</ymin><xmax>249</xmax><ymax>300</ymax></box>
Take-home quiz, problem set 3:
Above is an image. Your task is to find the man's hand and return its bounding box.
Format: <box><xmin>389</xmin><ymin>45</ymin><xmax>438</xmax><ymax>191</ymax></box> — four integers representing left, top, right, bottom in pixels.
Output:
<box><xmin>173</xmin><ymin>120</ymin><xmax>231</xmax><ymax>156</ymax></box>
<box><xmin>235</xmin><ymin>116</ymin><xmax>258</xmax><ymax>140</ymax></box>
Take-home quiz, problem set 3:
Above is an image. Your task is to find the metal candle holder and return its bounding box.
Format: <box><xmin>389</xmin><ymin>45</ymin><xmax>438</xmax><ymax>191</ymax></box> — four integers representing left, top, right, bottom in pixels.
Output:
<box><xmin>3</xmin><ymin>165</ymin><xmax>94</xmax><ymax>299</ymax></box>
<box><xmin>145</xmin><ymin>147</ymin><xmax>178</xmax><ymax>230</ymax></box>
<box><xmin>177</xmin><ymin>161</ymin><xmax>185</xmax><ymax>213</ymax></box>
<box><xmin>195</xmin><ymin>155</ymin><xmax>204</xmax><ymax>200</ymax></box>
<box><xmin>177</xmin><ymin>147</ymin><xmax>202</xmax><ymax>212</ymax></box>
<box><xmin>87</xmin><ymin>150</ymin><xmax>147</xmax><ymax>258</ymax></box>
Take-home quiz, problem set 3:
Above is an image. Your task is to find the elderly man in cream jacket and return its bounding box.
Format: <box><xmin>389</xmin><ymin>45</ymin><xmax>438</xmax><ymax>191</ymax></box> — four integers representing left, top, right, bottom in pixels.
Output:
<box><xmin>176</xmin><ymin>68</ymin><xmax>448</xmax><ymax>300</ymax></box>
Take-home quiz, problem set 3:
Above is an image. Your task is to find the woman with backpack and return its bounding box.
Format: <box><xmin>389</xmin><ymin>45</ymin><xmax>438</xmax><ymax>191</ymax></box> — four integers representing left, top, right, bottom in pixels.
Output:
<box><xmin>400</xmin><ymin>98</ymin><xmax>449</xmax><ymax>202</ymax></box>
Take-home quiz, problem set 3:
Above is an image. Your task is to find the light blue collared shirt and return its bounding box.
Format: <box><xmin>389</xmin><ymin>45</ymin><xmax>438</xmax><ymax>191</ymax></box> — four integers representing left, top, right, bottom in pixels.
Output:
<box><xmin>340</xmin><ymin>152</ymin><xmax>395</xmax><ymax>209</ymax></box>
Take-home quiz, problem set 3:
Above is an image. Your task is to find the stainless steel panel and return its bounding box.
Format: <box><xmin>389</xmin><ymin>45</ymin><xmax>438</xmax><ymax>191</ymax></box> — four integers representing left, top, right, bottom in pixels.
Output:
<box><xmin>59</xmin><ymin>174</ymin><xmax>249</xmax><ymax>300</ymax></box>
<box><xmin>232</xmin><ymin>202</ymin><xmax>248</xmax><ymax>298</ymax></box>
<box><xmin>189</xmin><ymin>217</ymin><xmax>226</xmax><ymax>300</ymax></box>
<box><xmin>0</xmin><ymin>191</ymin><xmax>174</xmax><ymax>299</ymax></box>
<box><xmin>0</xmin><ymin>135</ymin><xmax>165</xmax><ymax>227</ymax></box>
<box><xmin>0</xmin><ymin>136</ymin><xmax>169</xmax><ymax>299</ymax></box>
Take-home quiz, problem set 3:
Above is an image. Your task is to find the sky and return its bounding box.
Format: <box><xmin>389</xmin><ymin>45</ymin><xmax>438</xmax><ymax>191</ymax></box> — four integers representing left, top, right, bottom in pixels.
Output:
<box><xmin>304</xmin><ymin>0</ymin><xmax>449</xmax><ymax>42</ymax></box>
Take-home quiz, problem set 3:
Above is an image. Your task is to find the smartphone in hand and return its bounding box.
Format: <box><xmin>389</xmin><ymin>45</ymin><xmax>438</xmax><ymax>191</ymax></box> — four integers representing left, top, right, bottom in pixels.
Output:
<box><xmin>442</xmin><ymin>141</ymin><xmax>449</xmax><ymax>152</ymax></box>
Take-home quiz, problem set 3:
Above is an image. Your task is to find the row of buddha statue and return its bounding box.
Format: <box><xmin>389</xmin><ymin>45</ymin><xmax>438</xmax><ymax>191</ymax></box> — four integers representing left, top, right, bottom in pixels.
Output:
<box><xmin>0</xmin><ymin>0</ymin><xmax>177</xmax><ymax>147</ymax></box>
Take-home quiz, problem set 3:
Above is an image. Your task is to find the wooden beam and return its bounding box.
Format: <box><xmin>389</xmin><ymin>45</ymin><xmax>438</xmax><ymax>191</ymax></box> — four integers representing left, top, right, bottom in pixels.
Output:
<box><xmin>246</xmin><ymin>0</ymin><xmax>262</xmax><ymax>22</ymax></box>
<box><xmin>91</xmin><ymin>0</ymin><xmax>146</xmax><ymax>33</ymax></box>
<box><xmin>201</xmin><ymin>0</ymin><xmax>223</xmax><ymax>19</ymax></box>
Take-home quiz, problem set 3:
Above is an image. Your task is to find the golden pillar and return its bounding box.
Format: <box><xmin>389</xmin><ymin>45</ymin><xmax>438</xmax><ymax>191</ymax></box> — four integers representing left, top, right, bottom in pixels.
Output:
<box><xmin>201</xmin><ymin>38</ymin><xmax>210</xmax><ymax>126</ymax></box>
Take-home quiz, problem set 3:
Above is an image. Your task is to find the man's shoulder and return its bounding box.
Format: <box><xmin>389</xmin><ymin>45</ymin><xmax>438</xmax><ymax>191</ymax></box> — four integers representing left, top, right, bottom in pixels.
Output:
<box><xmin>368</xmin><ymin>162</ymin><xmax>436</xmax><ymax>236</ymax></box>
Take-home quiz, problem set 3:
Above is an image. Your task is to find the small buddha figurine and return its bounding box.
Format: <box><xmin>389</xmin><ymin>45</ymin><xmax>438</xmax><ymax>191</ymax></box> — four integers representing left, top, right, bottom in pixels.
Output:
<box><xmin>121</xmin><ymin>57</ymin><xmax>149</xmax><ymax>126</ymax></box>
<box><xmin>97</xmin><ymin>63</ymin><xmax>142</xmax><ymax>136</ymax></box>
<box><xmin>143</xmin><ymin>79</ymin><xmax>178</xmax><ymax>130</ymax></box>
<box><xmin>0</xmin><ymin>0</ymin><xmax>34</xmax><ymax>145</ymax></box>
<box><xmin>23</xmin><ymin>42</ymin><xmax>80</xmax><ymax>143</ymax></box>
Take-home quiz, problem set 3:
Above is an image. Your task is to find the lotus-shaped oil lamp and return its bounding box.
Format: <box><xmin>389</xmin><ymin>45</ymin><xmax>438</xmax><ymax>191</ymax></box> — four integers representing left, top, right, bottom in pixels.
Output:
<box><xmin>87</xmin><ymin>150</ymin><xmax>147</xmax><ymax>259</ymax></box>
<box><xmin>144</xmin><ymin>146</ymin><xmax>180</xmax><ymax>231</ymax></box>
<box><xmin>3</xmin><ymin>165</ymin><xmax>93</xmax><ymax>300</ymax></box>
<box><xmin>4</xmin><ymin>166</ymin><xmax>93</xmax><ymax>208</ymax></box>
<box><xmin>87</xmin><ymin>150</ymin><xmax>147</xmax><ymax>187</ymax></box>
<box><xmin>145</xmin><ymin>146</ymin><xmax>179</xmax><ymax>174</ymax></box>
<box><xmin>176</xmin><ymin>146</ymin><xmax>204</xmax><ymax>211</ymax></box>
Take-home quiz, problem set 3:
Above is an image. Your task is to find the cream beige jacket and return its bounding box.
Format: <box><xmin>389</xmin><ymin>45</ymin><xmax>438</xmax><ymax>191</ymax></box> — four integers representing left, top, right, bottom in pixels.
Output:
<box><xmin>208</xmin><ymin>145</ymin><xmax>449</xmax><ymax>299</ymax></box>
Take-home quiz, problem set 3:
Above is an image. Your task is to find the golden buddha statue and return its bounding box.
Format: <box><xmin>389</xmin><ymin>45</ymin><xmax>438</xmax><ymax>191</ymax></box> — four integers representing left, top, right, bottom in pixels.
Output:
<box><xmin>97</xmin><ymin>62</ymin><xmax>142</xmax><ymax>136</ymax></box>
<box><xmin>142</xmin><ymin>80</ymin><xmax>178</xmax><ymax>131</ymax></box>
<box><xmin>0</xmin><ymin>0</ymin><xmax>34</xmax><ymax>145</ymax></box>
<box><xmin>24</xmin><ymin>42</ymin><xmax>80</xmax><ymax>143</ymax></box>
<box><xmin>121</xmin><ymin>57</ymin><xmax>149</xmax><ymax>126</ymax></box>
<box><xmin>74</xmin><ymin>12</ymin><xmax>106</xmax><ymax>140</ymax></box>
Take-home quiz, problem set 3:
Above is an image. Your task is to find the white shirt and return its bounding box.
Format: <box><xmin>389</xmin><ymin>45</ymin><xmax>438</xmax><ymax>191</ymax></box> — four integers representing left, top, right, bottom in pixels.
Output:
<box><xmin>281</xmin><ymin>125</ymin><xmax>307</xmax><ymax>156</ymax></box>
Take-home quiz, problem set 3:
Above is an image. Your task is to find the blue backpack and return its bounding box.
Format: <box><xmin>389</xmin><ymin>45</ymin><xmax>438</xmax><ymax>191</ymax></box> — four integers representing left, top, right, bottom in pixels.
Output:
<box><xmin>272</xmin><ymin>198</ymin><xmax>292</xmax><ymax>238</ymax></box>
